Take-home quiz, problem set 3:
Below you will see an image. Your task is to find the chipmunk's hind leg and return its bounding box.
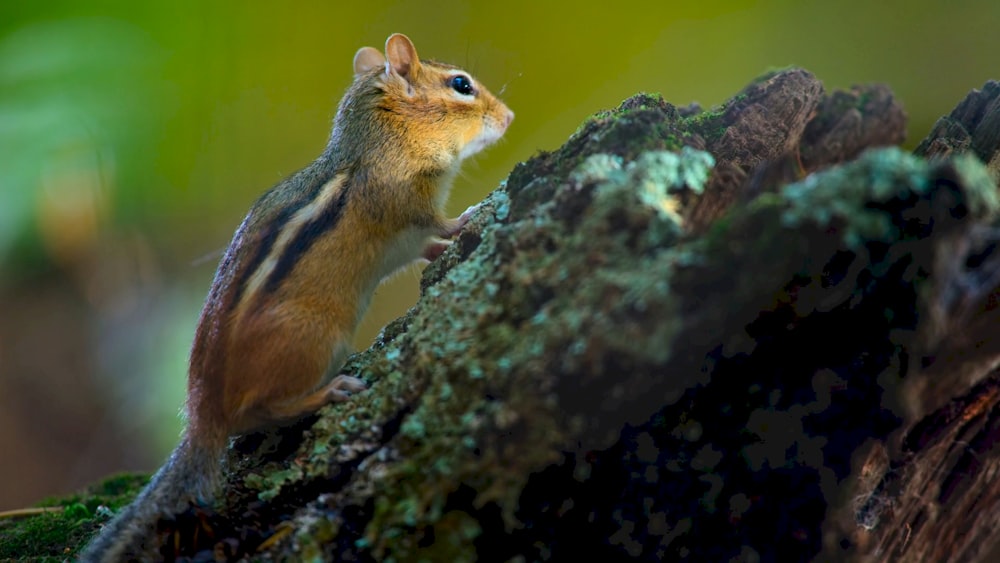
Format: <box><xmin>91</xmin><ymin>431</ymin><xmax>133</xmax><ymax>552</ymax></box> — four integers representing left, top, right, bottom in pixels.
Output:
<box><xmin>262</xmin><ymin>374</ymin><xmax>367</xmax><ymax>421</ymax></box>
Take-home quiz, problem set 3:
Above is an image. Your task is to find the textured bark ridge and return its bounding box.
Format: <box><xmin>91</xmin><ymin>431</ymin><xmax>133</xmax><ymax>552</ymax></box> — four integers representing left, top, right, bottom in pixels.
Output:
<box><xmin>77</xmin><ymin>72</ymin><xmax>1000</xmax><ymax>562</ymax></box>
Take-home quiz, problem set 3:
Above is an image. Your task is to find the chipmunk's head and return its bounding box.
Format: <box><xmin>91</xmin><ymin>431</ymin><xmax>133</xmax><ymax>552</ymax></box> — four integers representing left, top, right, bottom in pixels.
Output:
<box><xmin>348</xmin><ymin>33</ymin><xmax>514</xmax><ymax>172</ymax></box>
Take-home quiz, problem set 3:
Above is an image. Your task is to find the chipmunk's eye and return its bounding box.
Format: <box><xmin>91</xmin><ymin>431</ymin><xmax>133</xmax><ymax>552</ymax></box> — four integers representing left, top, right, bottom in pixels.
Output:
<box><xmin>450</xmin><ymin>75</ymin><xmax>475</xmax><ymax>96</ymax></box>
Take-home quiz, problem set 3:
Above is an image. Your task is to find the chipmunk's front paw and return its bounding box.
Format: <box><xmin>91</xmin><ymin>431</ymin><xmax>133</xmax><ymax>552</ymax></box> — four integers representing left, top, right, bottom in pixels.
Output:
<box><xmin>455</xmin><ymin>203</ymin><xmax>481</xmax><ymax>231</ymax></box>
<box><xmin>439</xmin><ymin>203</ymin><xmax>482</xmax><ymax>239</ymax></box>
<box><xmin>421</xmin><ymin>238</ymin><xmax>453</xmax><ymax>262</ymax></box>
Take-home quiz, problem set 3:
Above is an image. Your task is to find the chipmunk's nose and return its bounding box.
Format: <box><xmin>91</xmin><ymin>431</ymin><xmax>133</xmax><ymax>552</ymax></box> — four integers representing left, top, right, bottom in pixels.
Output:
<box><xmin>502</xmin><ymin>109</ymin><xmax>514</xmax><ymax>132</ymax></box>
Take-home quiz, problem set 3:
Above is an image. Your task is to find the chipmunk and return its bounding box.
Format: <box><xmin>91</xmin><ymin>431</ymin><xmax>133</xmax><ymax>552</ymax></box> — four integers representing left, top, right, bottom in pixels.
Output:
<box><xmin>81</xmin><ymin>33</ymin><xmax>513</xmax><ymax>561</ymax></box>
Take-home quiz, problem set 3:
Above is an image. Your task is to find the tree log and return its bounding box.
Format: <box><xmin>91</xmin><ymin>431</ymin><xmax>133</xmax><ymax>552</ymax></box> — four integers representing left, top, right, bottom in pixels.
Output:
<box><xmin>61</xmin><ymin>72</ymin><xmax>1000</xmax><ymax>562</ymax></box>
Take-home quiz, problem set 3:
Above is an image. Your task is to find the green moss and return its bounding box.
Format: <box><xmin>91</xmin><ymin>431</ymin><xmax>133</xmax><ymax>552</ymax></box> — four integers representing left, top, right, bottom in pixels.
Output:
<box><xmin>682</xmin><ymin>107</ymin><xmax>728</xmax><ymax>143</ymax></box>
<box><xmin>589</xmin><ymin>92</ymin><xmax>667</xmax><ymax>121</ymax></box>
<box><xmin>0</xmin><ymin>473</ymin><xmax>148</xmax><ymax>560</ymax></box>
<box><xmin>750</xmin><ymin>66</ymin><xmax>797</xmax><ymax>85</ymax></box>
<box><xmin>856</xmin><ymin>88</ymin><xmax>873</xmax><ymax>109</ymax></box>
<box><xmin>87</xmin><ymin>473</ymin><xmax>150</xmax><ymax>501</ymax></box>
<box><xmin>0</xmin><ymin>509</ymin><xmax>78</xmax><ymax>562</ymax></box>
<box><xmin>557</xmin><ymin>92</ymin><xmax>689</xmax><ymax>177</ymax></box>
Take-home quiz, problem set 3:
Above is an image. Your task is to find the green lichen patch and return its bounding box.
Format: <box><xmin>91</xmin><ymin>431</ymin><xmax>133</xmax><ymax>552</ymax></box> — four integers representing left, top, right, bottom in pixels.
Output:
<box><xmin>679</xmin><ymin>149</ymin><xmax>999</xmax><ymax>341</ymax></box>
<box><xmin>949</xmin><ymin>152</ymin><xmax>1000</xmax><ymax>215</ymax></box>
<box><xmin>782</xmin><ymin>147</ymin><xmax>931</xmax><ymax>248</ymax></box>
<box><xmin>244</xmin><ymin>464</ymin><xmax>304</xmax><ymax>502</ymax></box>
<box><xmin>782</xmin><ymin>148</ymin><xmax>1000</xmax><ymax>249</ymax></box>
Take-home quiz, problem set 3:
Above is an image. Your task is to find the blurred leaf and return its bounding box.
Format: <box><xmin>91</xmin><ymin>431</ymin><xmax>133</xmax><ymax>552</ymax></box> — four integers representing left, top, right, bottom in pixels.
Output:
<box><xmin>0</xmin><ymin>17</ymin><xmax>161</xmax><ymax>273</ymax></box>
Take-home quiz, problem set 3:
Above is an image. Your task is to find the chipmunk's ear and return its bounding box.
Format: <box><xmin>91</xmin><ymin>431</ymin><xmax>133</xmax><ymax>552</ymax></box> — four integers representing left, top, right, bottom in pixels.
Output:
<box><xmin>353</xmin><ymin>47</ymin><xmax>386</xmax><ymax>77</ymax></box>
<box><xmin>384</xmin><ymin>33</ymin><xmax>421</xmax><ymax>81</ymax></box>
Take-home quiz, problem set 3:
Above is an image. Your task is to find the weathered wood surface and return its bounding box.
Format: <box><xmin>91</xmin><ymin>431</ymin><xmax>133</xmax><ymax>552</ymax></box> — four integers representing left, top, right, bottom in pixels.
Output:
<box><xmin>67</xmin><ymin>72</ymin><xmax>1000</xmax><ymax>562</ymax></box>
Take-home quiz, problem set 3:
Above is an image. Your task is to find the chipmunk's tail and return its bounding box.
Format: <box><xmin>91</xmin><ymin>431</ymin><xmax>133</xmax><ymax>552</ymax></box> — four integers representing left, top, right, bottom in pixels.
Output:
<box><xmin>78</xmin><ymin>431</ymin><xmax>222</xmax><ymax>562</ymax></box>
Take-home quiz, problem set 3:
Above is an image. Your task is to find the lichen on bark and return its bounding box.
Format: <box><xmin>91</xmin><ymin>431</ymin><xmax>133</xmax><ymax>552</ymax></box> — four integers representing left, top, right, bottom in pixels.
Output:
<box><xmin>36</xmin><ymin>72</ymin><xmax>1000</xmax><ymax>562</ymax></box>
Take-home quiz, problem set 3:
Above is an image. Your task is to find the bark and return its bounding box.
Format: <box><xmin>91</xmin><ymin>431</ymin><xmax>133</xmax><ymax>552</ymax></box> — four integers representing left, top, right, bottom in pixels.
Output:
<box><xmin>67</xmin><ymin>72</ymin><xmax>1000</xmax><ymax>562</ymax></box>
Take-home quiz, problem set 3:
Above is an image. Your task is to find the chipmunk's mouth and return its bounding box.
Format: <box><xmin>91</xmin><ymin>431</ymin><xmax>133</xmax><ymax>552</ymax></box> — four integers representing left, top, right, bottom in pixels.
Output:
<box><xmin>459</xmin><ymin>111</ymin><xmax>514</xmax><ymax>161</ymax></box>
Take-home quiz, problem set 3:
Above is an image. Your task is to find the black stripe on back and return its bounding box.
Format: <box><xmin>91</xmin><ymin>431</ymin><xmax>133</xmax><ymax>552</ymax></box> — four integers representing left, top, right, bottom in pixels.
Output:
<box><xmin>264</xmin><ymin>180</ymin><xmax>352</xmax><ymax>293</ymax></box>
<box><xmin>230</xmin><ymin>204</ymin><xmax>295</xmax><ymax>307</ymax></box>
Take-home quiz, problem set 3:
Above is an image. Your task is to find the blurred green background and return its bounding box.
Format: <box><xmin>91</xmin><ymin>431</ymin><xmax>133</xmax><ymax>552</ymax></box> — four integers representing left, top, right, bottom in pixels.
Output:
<box><xmin>1</xmin><ymin>0</ymin><xmax>998</xmax><ymax>511</ymax></box>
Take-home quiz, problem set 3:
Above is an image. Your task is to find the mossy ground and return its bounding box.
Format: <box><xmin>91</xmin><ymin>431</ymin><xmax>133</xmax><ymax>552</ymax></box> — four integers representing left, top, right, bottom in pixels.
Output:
<box><xmin>0</xmin><ymin>473</ymin><xmax>148</xmax><ymax>561</ymax></box>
